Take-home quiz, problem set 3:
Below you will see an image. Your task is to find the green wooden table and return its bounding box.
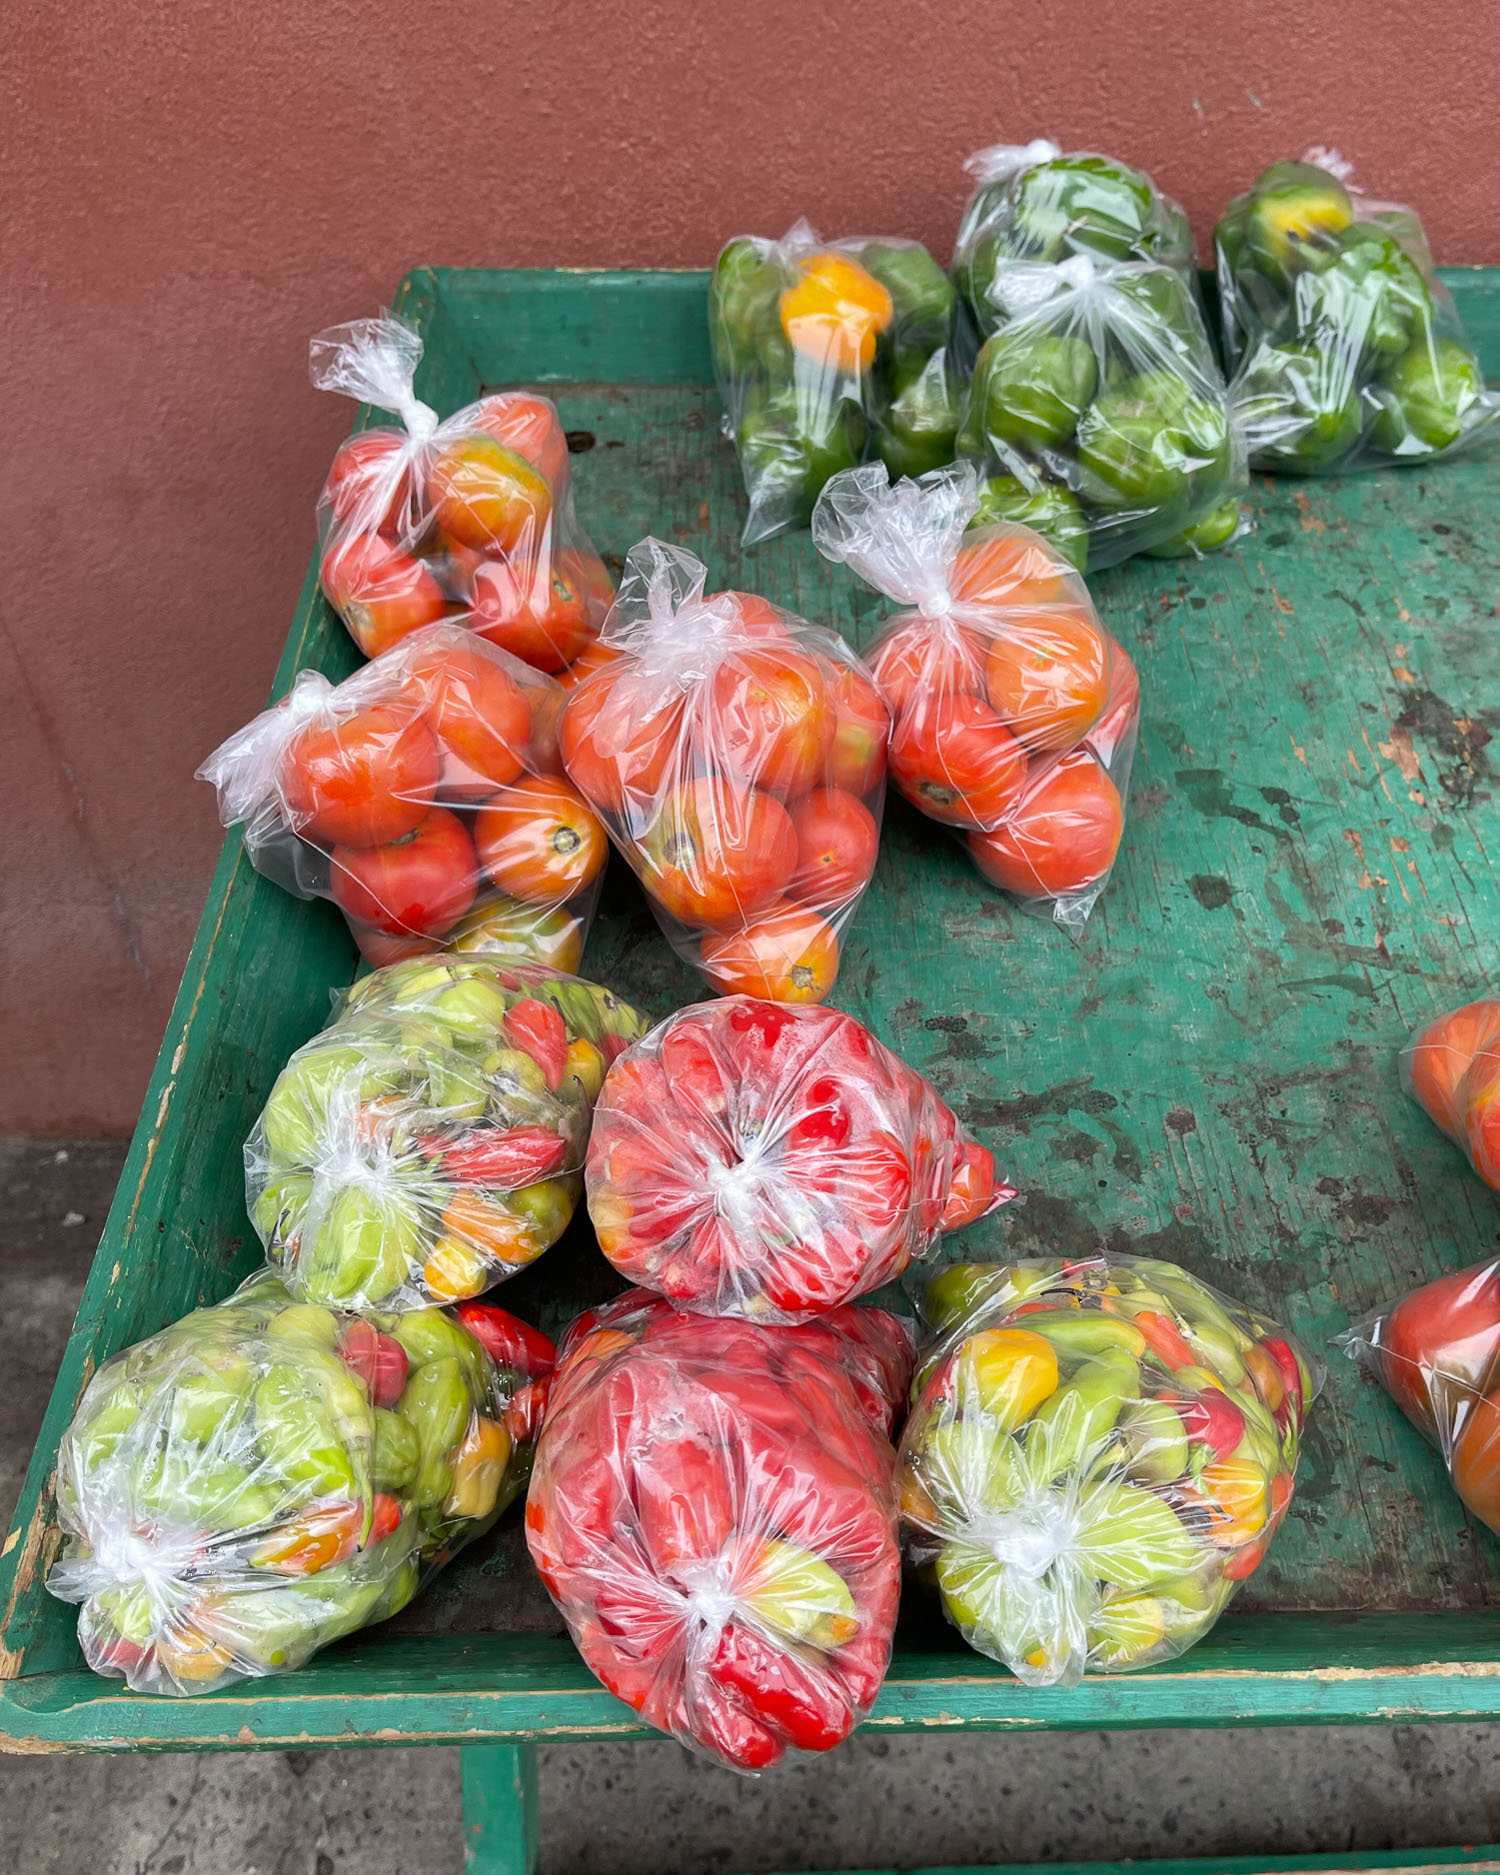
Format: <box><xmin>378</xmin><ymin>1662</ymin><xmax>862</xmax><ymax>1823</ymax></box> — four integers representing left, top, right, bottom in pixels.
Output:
<box><xmin>3</xmin><ymin>266</ymin><xmax>1499</xmax><ymax>1873</ymax></box>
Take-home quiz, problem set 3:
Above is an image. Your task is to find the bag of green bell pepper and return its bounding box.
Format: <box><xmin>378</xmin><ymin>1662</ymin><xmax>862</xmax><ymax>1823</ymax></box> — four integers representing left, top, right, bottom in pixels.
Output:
<box><xmin>900</xmin><ymin>1252</ymin><xmax>1320</xmax><ymax>1687</ymax></box>
<box><xmin>954</xmin><ymin>253</ymin><xmax>1246</xmax><ymax>571</ymax></box>
<box><xmin>1215</xmin><ymin>152</ymin><xmax>1498</xmax><ymax>472</ymax></box>
<box><xmin>710</xmin><ymin>219</ymin><xmax>961</xmax><ymax>545</ymax></box>
<box><xmin>47</xmin><ymin>1272</ymin><xmax>554</xmax><ymax>1696</ymax></box>
<box><xmin>246</xmin><ymin>956</ymin><xmax>648</xmax><ymax>1311</ymax></box>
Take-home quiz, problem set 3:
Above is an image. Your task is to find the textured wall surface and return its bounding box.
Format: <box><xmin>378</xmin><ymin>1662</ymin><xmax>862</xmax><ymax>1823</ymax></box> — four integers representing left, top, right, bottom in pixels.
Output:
<box><xmin>3</xmin><ymin>0</ymin><xmax>1496</xmax><ymax>1134</ymax></box>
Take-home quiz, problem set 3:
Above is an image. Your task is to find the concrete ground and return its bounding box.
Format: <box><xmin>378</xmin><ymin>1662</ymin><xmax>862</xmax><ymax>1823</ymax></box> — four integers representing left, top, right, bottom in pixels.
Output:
<box><xmin>4</xmin><ymin>1139</ymin><xmax>1500</xmax><ymax>1875</ymax></box>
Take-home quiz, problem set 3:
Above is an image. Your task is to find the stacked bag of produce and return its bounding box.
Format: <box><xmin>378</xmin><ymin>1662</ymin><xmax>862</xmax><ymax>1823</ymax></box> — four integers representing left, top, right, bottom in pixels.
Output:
<box><xmin>1216</xmin><ymin>156</ymin><xmax>1498</xmax><ymax>472</ymax></box>
<box><xmin>815</xmin><ymin>461</ymin><xmax>1138</xmax><ymax>927</ymax></box>
<box><xmin>711</xmin><ymin>222</ymin><xmax>961</xmax><ymax>543</ymax></box>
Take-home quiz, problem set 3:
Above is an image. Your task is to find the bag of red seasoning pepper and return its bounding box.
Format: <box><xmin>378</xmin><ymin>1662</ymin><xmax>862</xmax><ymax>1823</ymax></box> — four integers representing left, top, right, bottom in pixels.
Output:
<box><xmin>311</xmin><ymin>316</ymin><xmax>614</xmax><ymax>676</ymax></box>
<box><xmin>813</xmin><ymin>461</ymin><xmax>1139</xmax><ymax>930</ymax></box>
<box><xmin>587</xmin><ymin>996</ymin><xmax>1009</xmax><ymax>1322</ymax></box>
<box><xmin>525</xmin><ymin>1289</ymin><xmax>913</xmax><ymax>1770</ymax></box>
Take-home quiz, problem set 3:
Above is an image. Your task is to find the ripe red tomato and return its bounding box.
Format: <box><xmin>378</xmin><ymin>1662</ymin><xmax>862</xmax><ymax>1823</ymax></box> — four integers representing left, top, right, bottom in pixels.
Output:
<box><xmin>966</xmin><ymin>757</ymin><xmax>1112</xmax><ymax>898</ymax></box>
<box><xmin>950</xmin><ymin>530</ymin><xmax>1072</xmax><ymax>608</ymax></box>
<box><xmin>788</xmin><ymin>788</ymin><xmax>879</xmax><ymax>907</ymax></box>
<box><xmin>1466</xmin><ymin>1056</ymin><xmax>1500</xmax><ymax>1188</ymax></box>
<box><xmin>1377</xmin><ymin>1261</ymin><xmax>1500</xmax><ymax>1440</ymax></box>
<box><xmin>1087</xmin><ymin>646</ymin><xmax>1141</xmax><ymax>769</ymax></box>
<box><xmin>475</xmin><ymin>775</ymin><xmax>608</xmax><ymax>903</ymax></box>
<box><xmin>889</xmin><ymin>692</ymin><xmax>1027</xmax><ymax>829</ymax></box>
<box><xmin>556</xmin><ymin>639</ymin><xmax>623</xmax><ymax>692</ymax></box>
<box><xmin>706</xmin><ymin>591</ymin><xmax>794</xmax><ymax>642</ymax></box>
<box><xmin>407</xmin><ymin>640</ymin><xmax>532</xmax><ymax>791</ymax></box>
<box><xmin>561</xmin><ymin>662</ymin><xmax>685</xmax><ymax>817</ymax></box>
<box><xmin>640</xmin><ymin>781</ymin><xmax>796</xmax><ymax>929</ymax></box>
<box><xmin>826</xmin><ymin>664</ymin><xmax>890</xmax><ymax>797</ymax></box>
<box><xmin>711</xmin><ymin>647</ymin><xmax>835</xmax><ymax>796</ymax></box>
<box><xmin>353</xmin><ymin>928</ymin><xmax>434</xmax><ymax>968</ymax></box>
<box><xmin>322</xmin><ymin>430</ymin><xmax>410</xmax><ymax>533</ymax></box>
<box><xmin>427</xmin><ymin>436</ymin><xmax>554</xmax><ymax>554</ymax></box>
<box><xmin>1453</xmin><ymin>1385</ymin><xmax>1500</xmax><ymax>1533</ymax></box>
<box><xmin>468</xmin><ymin>391</ymin><xmax>570</xmax><ymax>490</ymax></box>
<box><xmin>280</xmin><ymin>705</ymin><xmax>441</xmax><ymax>849</ymax></box>
<box><xmin>1403</xmin><ymin>1000</ymin><xmax>1500</xmax><ymax>1147</ymax></box>
<box><xmin>471</xmin><ymin>548</ymin><xmax>597</xmax><ymax>673</ymax></box>
<box><xmin>869</xmin><ymin>618</ymin><xmax>984</xmax><ymax>719</ymax></box>
<box><xmin>701</xmin><ymin>901</ymin><xmax>840</xmax><ymax>1003</ymax></box>
<box><xmin>967</xmin><ymin>753</ymin><xmax>1122</xmax><ymax>898</ymax></box>
<box><xmin>330</xmin><ymin>806</ymin><xmax>477</xmax><ymax>937</ymax></box>
<box><xmin>984</xmin><ymin>606</ymin><xmax>1111</xmax><ymax>753</ymax></box>
<box><xmin>320</xmin><ymin>533</ymin><xmax>447</xmax><ymax>657</ymax></box>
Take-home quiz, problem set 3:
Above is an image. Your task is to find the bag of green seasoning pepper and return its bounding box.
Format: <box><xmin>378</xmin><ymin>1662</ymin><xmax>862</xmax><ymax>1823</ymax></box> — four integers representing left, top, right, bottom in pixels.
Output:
<box><xmin>955</xmin><ymin>254</ymin><xmax>1246</xmax><ymax>571</ymax></box>
<box><xmin>898</xmin><ymin>1253</ymin><xmax>1319</xmax><ymax>1687</ymax></box>
<box><xmin>47</xmin><ymin>1271</ymin><xmax>554</xmax><ymax>1695</ymax></box>
<box><xmin>710</xmin><ymin>219</ymin><xmax>961</xmax><ymax>544</ymax></box>
<box><xmin>1216</xmin><ymin>153</ymin><xmax>1498</xmax><ymax>472</ymax></box>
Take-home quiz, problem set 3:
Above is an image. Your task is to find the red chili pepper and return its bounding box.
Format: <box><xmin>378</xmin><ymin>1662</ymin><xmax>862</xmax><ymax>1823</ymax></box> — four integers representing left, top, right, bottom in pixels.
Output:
<box><xmin>1261</xmin><ymin>1336</ymin><xmax>1305</xmax><ymax>1419</ymax></box>
<box><xmin>439</xmin><ymin>1125</ymin><xmax>567</xmax><ymax>1188</ymax></box>
<box><xmin>503</xmin><ymin>999</ymin><xmax>568</xmax><ymax>1092</ymax></box>
<box><xmin>707</xmin><ymin>1623</ymin><xmax>852</xmax><ymax>1753</ymax></box>
<box><xmin>454</xmin><ymin>1301</ymin><xmax>557</xmax><ymax>1378</ymax></box>
<box><xmin>369</xmin><ymin>1492</ymin><xmax>404</xmax><ymax>1546</ymax></box>
<box><xmin>1133</xmin><ymin>1308</ymin><xmax>1199</xmax><ymax>1372</ymax></box>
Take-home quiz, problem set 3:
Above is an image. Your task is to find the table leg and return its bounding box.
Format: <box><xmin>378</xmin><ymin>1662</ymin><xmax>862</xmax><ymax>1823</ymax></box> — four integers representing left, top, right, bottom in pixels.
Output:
<box><xmin>461</xmin><ymin>1742</ymin><xmax>540</xmax><ymax>1875</ymax></box>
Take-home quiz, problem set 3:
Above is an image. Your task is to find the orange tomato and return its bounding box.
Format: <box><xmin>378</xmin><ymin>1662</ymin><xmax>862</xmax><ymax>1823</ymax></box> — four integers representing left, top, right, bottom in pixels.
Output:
<box><xmin>827</xmin><ymin>662</ymin><xmax>890</xmax><ymax>797</ymax></box>
<box><xmin>471</xmin><ymin>547</ymin><xmax>597</xmax><ymax>673</ymax></box>
<box><xmin>788</xmin><ymin>788</ymin><xmax>879</xmax><ymax>907</ymax></box>
<box><xmin>469</xmin><ymin>390</ymin><xmax>570</xmax><ymax>489</ymax></box>
<box><xmin>984</xmin><ymin>605</ymin><xmax>1112</xmax><ymax>752</ymax></box>
<box><xmin>281</xmin><ymin>704</ymin><xmax>440</xmax><ymax>849</ymax></box>
<box><xmin>556</xmin><ymin>638</ymin><xmax>623</xmax><ymax>691</ymax></box>
<box><xmin>408</xmin><ymin>640</ymin><xmax>532</xmax><ymax>790</ymax></box>
<box><xmin>890</xmin><ymin>692</ymin><xmax>1027</xmax><ymax>829</ymax></box>
<box><xmin>869</xmin><ymin>617</ymin><xmax>985</xmax><ymax>718</ymax></box>
<box><xmin>322</xmin><ymin>430</ymin><xmax>410</xmax><ymax>533</ymax></box>
<box><xmin>475</xmin><ymin>775</ymin><xmax>608</xmax><ymax>903</ymax></box>
<box><xmin>701</xmin><ymin>900</ymin><xmax>840</xmax><ymax>1003</ymax></box>
<box><xmin>951</xmin><ymin>529</ymin><xmax>1074</xmax><ymax>608</ymax></box>
<box><xmin>779</xmin><ymin>252</ymin><xmax>892</xmax><ymax>375</ymax></box>
<box><xmin>966</xmin><ymin>754</ymin><xmax>1123</xmax><ymax>899</ymax></box>
<box><xmin>711</xmin><ymin>646</ymin><xmax>835</xmax><ymax>795</ymax></box>
<box><xmin>1452</xmin><ymin>1385</ymin><xmax>1500</xmax><ymax>1533</ymax></box>
<box><xmin>1467</xmin><ymin>1056</ymin><xmax>1500</xmax><ymax>1189</ymax></box>
<box><xmin>560</xmin><ymin>662</ymin><xmax>685</xmax><ymax>817</ymax></box>
<box><xmin>1087</xmin><ymin>647</ymin><xmax>1141</xmax><ymax>769</ymax></box>
<box><xmin>427</xmin><ymin>436</ymin><xmax>553</xmax><ymax>554</ymax></box>
<box><xmin>320</xmin><ymin>533</ymin><xmax>447</xmax><ymax>657</ymax></box>
<box><xmin>1404</xmin><ymin>999</ymin><xmax>1500</xmax><ymax>1145</ymax></box>
<box><xmin>707</xmin><ymin>590</ymin><xmax>794</xmax><ymax>643</ymax></box>
<box><xmin>639</xmin><ymin>779</ymin><xmax>796</xmax><ymax>929</ymax></box>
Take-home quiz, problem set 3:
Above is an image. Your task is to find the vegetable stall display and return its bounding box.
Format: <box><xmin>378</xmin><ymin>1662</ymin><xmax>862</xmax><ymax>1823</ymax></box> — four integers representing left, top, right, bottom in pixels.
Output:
<box><xmin>586</xmin><ymin>997</ymin><xmax>1006</xmax><ymax>1321</ymax></box>
<box><xmin>246</xmin><ymin>957</ymin><xmax>648</xmax><ymax>1310</ymax></box>
<box><xmin>560</xmin><ymin>538</ymin><xmax>889</xmax><ymax>1002</ymax></box>
<box><xmin>814</xmin><ymin>462</ymin><xmax>1139</xmax><ymax>929</ymax></box>
<box><xmin>898</xmin><ymin>1255</ymin><xmax>1318</xmax><ymax>1685</ymax></box>
<box><xmin>310</xmin><ymin>317</ymin><xmax>614</xmax><ymax>674</ymax></box>
<box><xmin>711</xmin><ymin>221</ymin><xmax>960</xmax><ymax>543</ymax></box>
<box><xmin>200</xmin><ymin>621</ymin><xmax>607</xmax><ymax>971</ymax></box>
<box><xmin>1215</xmin><ymin>157</ymin><xmax>1498</xmax><ymax>472</ymax></box>
<box><xmin>47</xmin><ymin>1272</ymin><xmax>553</xmax><ymax>1695</ymax></box>
<box><xmin>525</xmin><ymin>1289</ymin><xmax>913</xmax><ymax>1768</ymax></box>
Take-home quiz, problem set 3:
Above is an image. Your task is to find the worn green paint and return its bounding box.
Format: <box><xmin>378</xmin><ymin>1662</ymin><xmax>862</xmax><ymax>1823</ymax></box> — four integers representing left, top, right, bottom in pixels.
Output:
<box><xmin>2</xmin><ymin>267</ymin><xmax>1499</xmax><ymax>1751</ymax></box>
<box><xmin>462</xmin><ymin>1742</ymin><xmax>539</xmax><ymax>1875</ymax></box>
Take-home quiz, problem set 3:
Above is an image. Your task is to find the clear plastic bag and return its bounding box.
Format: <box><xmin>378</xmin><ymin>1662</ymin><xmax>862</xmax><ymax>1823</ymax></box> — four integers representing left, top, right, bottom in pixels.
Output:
<box><xmin>952</xmin><ymin>250</ymin><xmax>1245</xmax><ymax>571</ymax></box>
<box><xmin>311</xmin><ymin>316</ymin><xmax>615</xmax><ymax>673</ymax></box>
<box><xmin>47</xmin><ymin>1271</ymin><xmax>554</xmax><ymax>1696</ymax></box>
<box><xmin>246</xmin><ymin>956</ymin><xmax>649</xmax><ymax>1310</ymax></box>
<box><xmin>899</xmin><ymin>1254</ymin><xmax>1319</xmax><ymax>1687</ymax></box>
<box><xmin>1215</xmin><ymin>156</ymin><xmax>1499</xmax><ymax>473</ymax></box>
<box><xmin>525</xmin><ymin>1288</ymin><xmax>913</xmax><ymax>1769</ymax></box>
<box><xmin>1399</xmin><ymin>995</ymin><xmax>1500</xmax><ymax>1186</ymax></box>
<box><xmin>559</xmin><ymin>538</ymin><xmax>889</xmax><ymax>1001</ymax></box>
<box><xmin>1341</xmin><ymin>1260</ymin><xmax>1500</xmax><ymax>1532</ymax></box>
<box><xmin>199</xmin><ymin>619</ymin><xmax>608</xmax><ymax>971</ymax></box>
<box><xmin>953</xmin><ymin>141</ymin><xmax>1195</xmax><ymax>334</ymax></box>
<box><xmin>814</xmin><ymin>462</ymin><xmax>1139</xmax><ymax>929</ymax></box>
<box><xmin>586</xmin><ymin>996</ymin><xmax>1009</xmax><ymax>1322</ymax></box>
<box><xmin>710</xmin><ymin>221</ymin><xmax>960</xmax><ymax>545</ymax></box>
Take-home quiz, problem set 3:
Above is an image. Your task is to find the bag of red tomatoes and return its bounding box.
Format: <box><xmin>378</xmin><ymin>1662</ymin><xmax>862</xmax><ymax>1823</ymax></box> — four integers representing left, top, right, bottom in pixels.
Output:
<box><xmin>1342</xmin><ymin>1258</ymin><xmax>1500</xmax><ymax>1536</ymax></box>
<box><xmin>200</xmin><ymin>620</ymin><xmax>608</xmax><ymax>970</ymax></box>
<box><xmin>813</xmin><ymin>462</ymin><xmax>1139</xmax><ymax>930</ymax></box>
<box><xmin>559</xmin><ymin>538</ymin><xmax>890</xmax><ymax>1002</ymax></box>
<box><xmin>525</xmin><ymin>1289</ymin><xmax>913</xmax><ymax>1770</ymax></box>
<box><xmin>310</xmin><ymin>316</ymin><xmax>613</xmax><ymax>676</ymax></box>
<box><xmin>587</xmin><ymin>997</ymin><xmax>1009</xmax><ymax>1322</ymax></box>
<box><xmin>1400</xmin><ymin>995</ymin><xmax>1500</xmax><ymax>1188</ymax></box>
